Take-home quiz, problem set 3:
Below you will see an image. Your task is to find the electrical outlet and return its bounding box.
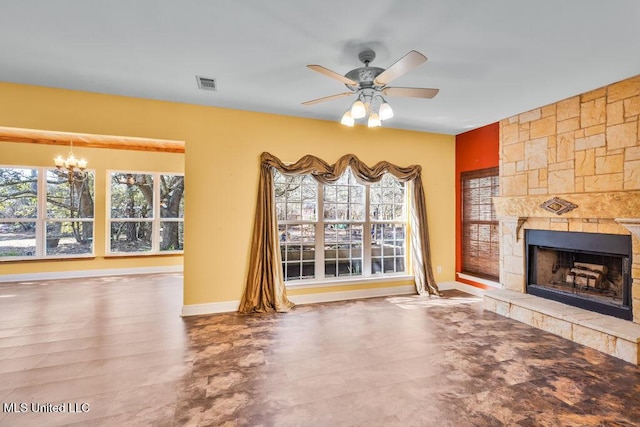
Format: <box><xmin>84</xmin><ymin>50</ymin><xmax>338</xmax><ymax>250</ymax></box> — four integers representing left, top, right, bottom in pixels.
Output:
<box><xmin>436</xmin><ymin>265</ymin><xmax>442</xmax><ymax>274</ymax></box>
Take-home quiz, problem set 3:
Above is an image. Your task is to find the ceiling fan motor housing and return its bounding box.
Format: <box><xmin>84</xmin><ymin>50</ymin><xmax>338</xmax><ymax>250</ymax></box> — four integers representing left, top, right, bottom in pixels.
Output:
<box><xmin>344</xmin><ymin>67</ymin><xmax>385</xmax><ymax>90</ymax></box>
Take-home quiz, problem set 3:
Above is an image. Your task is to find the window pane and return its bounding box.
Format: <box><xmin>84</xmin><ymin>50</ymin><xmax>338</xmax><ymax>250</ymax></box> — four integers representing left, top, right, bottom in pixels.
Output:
<box><xmin>0</xmin><ymin>168</ymin><xmax>38</xmax><ymax>219</ymax></box>
<box><xmin>274</xmin><ymin>171</ymin><xmax>317</xmax><ymax>222</ymax></box>
<box><xmin>160</xmin><ymin>175</ymin><xmax>184</xmax><ymax>219</ymax></box>
<box><xmin>371</xmin><ymin>223</ymin><xmax>406</xmax><ymax>274</ymax></box>
<box><xmin>323</xmin><ymin>168</ymin><xmax>364</xmax><ymax>223</ymax></box>
<box><xmin>160</xmin><ymin>221</ymin><xmax>184</xmax><ymax>251</ymax></box>
<box><xmin>110</xmin><ymin>173</ymin><xmax>153</xmax><ymax>219</ymax></box>
<box><xmin>110</xmin><ymin>221</ymin><xmax>152</xmax><ymax>252</ymax></box>
<box><xmin>279</xmin><ymin>223</ymin><xmax>315</xmax><ymax>281</ymax></box>
<box><xmin>45</xmin><ymin>221</ymin><xmax>93</xmax><ymax>256</ymax></box>
<box><xmin>370</xmin><ymin>176</ymin><xmax>405</xmax><ymax>221</ymax></box>
<box><xmin>46</xmin><ymin>169</ymin><xmax>95</xmax><ymax>219</ymax></box>
<box><xmin>324</xmin><ymin>223</ymin><xmax>362</xmax><ymax>277</ymax></box>
<box><xmin>0</xmin><ymin>221</ymin><xmax>36</xmax><ymax>258</ymax></box>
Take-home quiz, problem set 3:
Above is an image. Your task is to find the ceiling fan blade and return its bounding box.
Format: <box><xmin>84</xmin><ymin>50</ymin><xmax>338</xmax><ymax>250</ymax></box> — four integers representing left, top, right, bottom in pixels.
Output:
<box><xmin>307</xmin><ymin>65</ymin><xmax>357</xmax><ymax>86</ymax></box>
<box><xmin>302</xmin><ymin>92</ymin><xmax>354</xmax><ymax>105</ymax></box>
<box><xmin>382</xmin><ymin>87</ymin><xmax>439</xmax><ymax>99</ymax></box>
<box><xmin>374</xmin><ymin>51</ymin><xmax>427</xmax><ymax>86</ymax></box>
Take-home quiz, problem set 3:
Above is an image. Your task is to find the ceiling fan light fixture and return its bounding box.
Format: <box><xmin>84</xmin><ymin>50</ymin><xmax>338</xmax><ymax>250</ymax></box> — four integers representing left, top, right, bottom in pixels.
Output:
<box><xmin>351</xmin><ymin>100</ymin><xmax>366</xmax><ymax>119</ymax></box>
<box><xmin>368</xmin><ymin>113</ymin><xmax>381</xmax><ymax>128</ymax></box>
<box><xmin>340</xmin><ymin>110</ymin><xmax>355</xmax><ymax>127</ymax></box>
<box><xmin>379</xmin><ymin>100</ymin><xmax>394</xmax><ymax>121</ymax></box>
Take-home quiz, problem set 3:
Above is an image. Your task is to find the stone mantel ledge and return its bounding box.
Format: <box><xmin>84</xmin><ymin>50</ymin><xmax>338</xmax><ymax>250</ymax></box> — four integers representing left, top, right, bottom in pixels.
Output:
<box><xmin>615</xmin><ymin>218</ymin><xmax>640</xmax><ymax>240</ymax></box>
<box><xmin>493</xmin><ymin>190</ymin><xmax>640</xmax><ymax>219</ymax></box>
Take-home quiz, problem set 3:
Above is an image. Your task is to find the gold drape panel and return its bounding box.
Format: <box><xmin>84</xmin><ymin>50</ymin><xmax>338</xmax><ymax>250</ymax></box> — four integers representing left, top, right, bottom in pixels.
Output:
<box><xmin>238</xmin><ymin>152</ymin><xmax>440</xmax><ymax>314</ymax></box>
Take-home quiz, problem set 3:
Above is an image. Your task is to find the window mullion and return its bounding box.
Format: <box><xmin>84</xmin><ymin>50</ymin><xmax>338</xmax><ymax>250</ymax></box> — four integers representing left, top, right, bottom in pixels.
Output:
<box><xmin>37</xmin><ymin>167</ymin><xmax>46</xmax><ymax>257</ymax></box>
<box><xmin>363</xmin><ymin>185</ymin><xmax>371</xmax><ymax>276</ymax></box>
<box><xmin>315</xmin><ymin>182</ymin><xmax>325</xmax><ymax>280</ymax></box>
<box><xmin>152</xmin><ymin>172</ymin><xmax>160</xmax><ymax>252</ymax></box>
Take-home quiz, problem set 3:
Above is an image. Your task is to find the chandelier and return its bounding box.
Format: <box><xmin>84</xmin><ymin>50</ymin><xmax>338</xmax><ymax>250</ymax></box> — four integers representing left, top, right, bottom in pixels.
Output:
<box><xmin>54</xmin><ymin>140</ymin><xmax>87</xmax><ymax>183</ymax></box>
<box><xmin>340</xmin><ymin>90</ymin><xmax>393</xmax><ymax>128</ymax></box>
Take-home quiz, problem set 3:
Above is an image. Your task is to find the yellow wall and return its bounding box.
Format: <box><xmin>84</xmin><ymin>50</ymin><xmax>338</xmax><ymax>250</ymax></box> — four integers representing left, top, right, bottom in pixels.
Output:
<box><xmin>0</xmin><ymin>82</ymin><xmax>455</xmax><ymax>305</ymax></box>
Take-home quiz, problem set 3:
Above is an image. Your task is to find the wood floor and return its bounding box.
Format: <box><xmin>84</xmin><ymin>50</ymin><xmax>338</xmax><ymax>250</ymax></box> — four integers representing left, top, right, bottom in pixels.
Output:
<box><xmin>1</xmin><ymin>273</ymin><xmax>640</xmax><ymax>426</ymax></box>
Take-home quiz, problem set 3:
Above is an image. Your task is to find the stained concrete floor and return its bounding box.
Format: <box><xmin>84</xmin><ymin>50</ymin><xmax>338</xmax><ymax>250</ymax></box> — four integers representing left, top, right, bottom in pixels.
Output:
<box><xmin>1</xmin><ymin>274</ymin><xmax>639</xmax><ymax>426</ymax></box>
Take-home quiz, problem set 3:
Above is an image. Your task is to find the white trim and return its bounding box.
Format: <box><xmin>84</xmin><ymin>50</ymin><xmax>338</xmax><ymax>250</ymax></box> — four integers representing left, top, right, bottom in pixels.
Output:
<box><xmin>440</xmin><ymin>280</ymin><xmax>489</xmax><ymax>297</ymax></box>
<box><xmin>180</xmin><ymin>284</ymin><xmax>417</xmax><ymax>316</ymax></box>
<box><xmin>0</xmin><ymin>265</ymin><xmax>183</xmax><ymax>283</ymax></box>
<box><xmin>285</xmin><ymin>274</ymin><xmax>413</xmax><ymax>290</ymax></box>
<box><xmin>290</xmin><ymin>285</ymin><xmax>415</xmax><ymax>305</ymax></box>
<box><xmin>456</xmin><ymin>272</ymin><xmax>501</xmax><ymax>288</ymax></box>
<box><xmin>181</xmin><ymin>300</ymin><xmax>240</xmax><ymax>316</ymax></box>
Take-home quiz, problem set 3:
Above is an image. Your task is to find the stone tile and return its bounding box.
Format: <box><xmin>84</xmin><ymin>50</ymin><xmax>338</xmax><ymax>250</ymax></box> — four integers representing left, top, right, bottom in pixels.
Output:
<box><xmin>575</xmin><ymin>149</ymin><xmax>595</xmax><ymax>176</ymax></box>
<box><xmin>624</xmin><ymin>159</ymin><xmax>640</xmax><ymax>189</ymax></box>
<box><xmin>502</xmin><ymin>161</ymin><xmax>516</xmax><ymax>176</ymax></box>
<box><xmin>503</xmin><ymin>141</ymin><xmax>525</xmax><ymax>162</ymax></box>
<box><xmin>530</xmin><ymin>117</ymin><xmax>556</xmax><ymax>139</ymax></box>
<box><xmin>557</xmin><ymin>117</ymin><xmax>580</xmax><ymax>133</ymax></box>
<box><xmin>524</xmin><ymin>138</ymin><xmax>549</xmax><ymax>169</ymax></box>
<box><xmin>608</xmin><ymin>75</ymin><xmax>640</xmax><ymax>103</ymax></box>
<box><xmin>582</xmin><ymin>87</ymin><xmax>607</xmax><ymax>103</ymax></box>
<box><xmin>595</xmin><ymin>153</ymin><xmax>623</xmax><ymax>174</ymax></box>
<box><xmin>607</xmin><ymin>121</ymin><xmax>637</xmax><ymax>150</ymax></box>
<box><xmin>556</xmin><ymin>96</ymin><xmax>580</xmax><ymax>121</ymax></box>
<box><xmin>581</xmin><ymin>97</ymin><xmax>606</xmax><ymax>127</ymax></box>
<box><xmin>585</xmin><ymin>124</ymin><xmax>605</xmax><ymax>136</ymax></box>
<box><xmin>502</xmin><ymin>122</ymin><xmax>520</xmax><ymax>145</ymax></box>
<box><xmin>502</xmin><ymin>173</ymin><xmax>528</xmax><ymax>196</ymax></box>
<box><xmin>625</xmin><ymin>146</ymin><xmax>640</xmax><ymax>161</ymax></box>
<box><xmin>556</xmin><ymin>132</ymin><xmax>575</xmax><ymax>162</ymax></box>
<box><xmin>575</xmin><ymin>133</ymin><xmax>605</xmax><ymax>150</ymax></box>
<box><xmin>548</xmin><ymin>169</ymin><xmax>575</xmax><ymax>194</ymax></box>
<box><xmin>583</xmin><ymin>173</ymin><xmax>624</xmax><ymax>192</ymax></box>
<box><xmin>623</xmin><ymin>95</ymin><xmax>640</xmax><ymax>118</ymax></box>
<box><xmin>541</xmin><ymin>104</ymin><xmax>556</xmax><ymax>118</ymax></box>
<box><xmin>519</xmin><ymin>109</ymin><xmax>541</xmax><ymax>124</ymax></box>
<box><xmin>607</xmin><ymin>100</ymin><xmax>625</xmax><ymax>126</ymax></box>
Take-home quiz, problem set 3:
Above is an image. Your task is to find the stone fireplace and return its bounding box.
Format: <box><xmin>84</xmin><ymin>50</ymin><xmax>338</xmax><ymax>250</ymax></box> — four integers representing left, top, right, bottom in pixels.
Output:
<box><xmin>483</xmin><ymin>74</ymin><xmax>640</xmax><ymax>363</ymax></box>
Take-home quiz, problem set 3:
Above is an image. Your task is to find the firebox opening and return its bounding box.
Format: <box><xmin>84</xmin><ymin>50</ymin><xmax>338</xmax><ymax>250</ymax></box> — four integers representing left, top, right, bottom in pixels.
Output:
<box><xmin>526</xmin><ymin>230</ymin><xmax>632</xmax><ymax>320</ymax></box>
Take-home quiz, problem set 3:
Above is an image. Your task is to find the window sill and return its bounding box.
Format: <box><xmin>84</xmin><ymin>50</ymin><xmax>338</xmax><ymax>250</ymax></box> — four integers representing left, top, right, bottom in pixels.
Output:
<box><xmin>285</xmin><ymin>274</ymin><xmax>414</xmax><ymax>290</ymax></box>
<box><xmin>456</xmin><ymin>272</ymin><xmax>501</xmax><ymax>288</ymax></box>
<box><xmin>104</xmin><ymin>251</ymin><xmax>184</xmax><ymax>258</ymax></box>
<box><xmin>0</xmin><ymin>254</ymin><xmax>96</xmax><ymax>262</ymax></box>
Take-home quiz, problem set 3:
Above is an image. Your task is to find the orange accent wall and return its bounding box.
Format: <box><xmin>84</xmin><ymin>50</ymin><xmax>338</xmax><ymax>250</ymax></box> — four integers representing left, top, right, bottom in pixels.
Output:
<box><xmin>455</xmin><ymin>123</ymin><xmax>499</xmax><ymax>288</ymax></box>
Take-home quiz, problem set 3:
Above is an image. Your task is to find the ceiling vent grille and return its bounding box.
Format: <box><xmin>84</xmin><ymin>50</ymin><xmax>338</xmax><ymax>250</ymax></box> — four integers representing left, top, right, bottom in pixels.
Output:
<box><xmin>196</xmin><ymin>76</ymin><xmax>217</xmax><ymax>91</ymax></box>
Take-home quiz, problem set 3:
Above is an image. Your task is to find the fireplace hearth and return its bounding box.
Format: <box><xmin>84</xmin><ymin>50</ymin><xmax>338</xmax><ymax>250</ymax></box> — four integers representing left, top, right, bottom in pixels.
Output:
<box><xmin>526</xmin><ymin>229</ymin><xmax>632</xmax><ymax>320</ymax></box>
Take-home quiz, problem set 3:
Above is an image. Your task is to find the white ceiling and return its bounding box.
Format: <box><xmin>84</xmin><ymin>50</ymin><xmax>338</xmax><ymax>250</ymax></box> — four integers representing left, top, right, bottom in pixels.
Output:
<box><xmin>1</xmin><ymin>1</ymin><xmax>639</xmax><ymax>135</ymax></box>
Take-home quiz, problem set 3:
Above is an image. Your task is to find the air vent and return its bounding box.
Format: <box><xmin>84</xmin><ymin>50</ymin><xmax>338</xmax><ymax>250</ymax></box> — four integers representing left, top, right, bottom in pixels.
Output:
<box><xmin>196</xmin><ymin>76</ymin><xmax>217</xmax><ymax>91</ymax></box>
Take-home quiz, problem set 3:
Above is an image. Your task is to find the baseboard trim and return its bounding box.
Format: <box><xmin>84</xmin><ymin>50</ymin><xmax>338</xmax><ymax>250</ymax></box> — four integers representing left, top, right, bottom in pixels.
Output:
<box><xmin>181</xmin><ymin>284</ymin><xmax>417</xmax><ymax>316</ymax></box>
<box><xmin>0</xmin><ymin>265</ymin><xmax>183</xmax><ymax>283</ymax></box>
<box><xmin>181</xmin><ymin>300</ymin><xmax>240</xmax><ymax>316</ymax></box>
<box><xmin>289</xmin><ymin>285</ymin><xmax>416</xmax><ymax>305</ymax></box>
<box><xmin>180</xmin><ymin>281</ymin><xmax>492</xmax><ymax>317</ymax></box>
<box><xmin>439</xmin><ymin>280</ymin><xmax>489</xmax><ymax>297</ymax></box>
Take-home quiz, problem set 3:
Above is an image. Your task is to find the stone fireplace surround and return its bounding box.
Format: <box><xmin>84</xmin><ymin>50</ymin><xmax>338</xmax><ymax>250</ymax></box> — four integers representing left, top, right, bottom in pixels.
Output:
<box><xmin>482</xmin><ymin>75</ymin><xmax>640</xmax><ymax>364</ymax></box>
<box><xmin>484</xmin><ymin>191</ymin><xmax>640</xmax><ymax>364</ymax></box>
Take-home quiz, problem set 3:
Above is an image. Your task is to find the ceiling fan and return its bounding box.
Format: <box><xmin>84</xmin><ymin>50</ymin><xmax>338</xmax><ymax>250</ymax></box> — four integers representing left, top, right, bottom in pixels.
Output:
<box><xmin>302</xmin><ymin>49</ymin><xmax>439</xmax><ymax>127</ymax></box>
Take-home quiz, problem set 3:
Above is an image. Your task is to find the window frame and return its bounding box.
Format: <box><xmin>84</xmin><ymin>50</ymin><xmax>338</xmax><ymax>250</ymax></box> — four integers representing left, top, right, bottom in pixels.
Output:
<box><xmin>275</xmin><ymin>168</ymin><xmax>410</xmax><ymax>287</ymax></box>
<box><xmin>460</xmin><ymin>166</ymin><xmax>499</xmax><ymax>281</ymax></box>
<box><xmin>0</xmin><ymin>165</ymin><xmax>96</xmax><ymax>261</ymax></box>
<box><xmin>106</xmin><ymin>170</ymin><xmax>184</xmax><ymax>256</ymax></box>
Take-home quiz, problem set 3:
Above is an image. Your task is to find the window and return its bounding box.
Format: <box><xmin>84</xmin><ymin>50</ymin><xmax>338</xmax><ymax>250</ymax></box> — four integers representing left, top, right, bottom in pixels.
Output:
<box><xmin>108</xmin><ymin>172</ymin><xmax>184</xmax><ymax>254</ymax></box>
<box><xmin>275</xmin><ymin>168</ymin><xmax>407</xmax><ymax>283</ymax></box>
<box><xmin>0</xmin><ymin>166</ymin><xmax>95</xmax><ymax>260</ymax></box>
<box><xmin>461</xmin><ymin>167</ymin><xmax>499</xmax><ymax>280</ymax></box>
